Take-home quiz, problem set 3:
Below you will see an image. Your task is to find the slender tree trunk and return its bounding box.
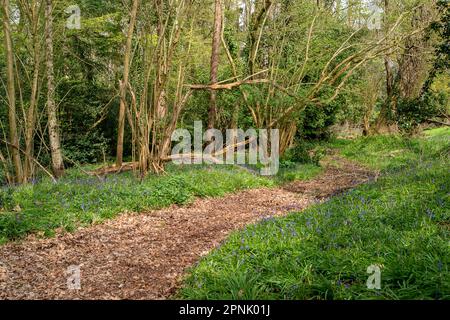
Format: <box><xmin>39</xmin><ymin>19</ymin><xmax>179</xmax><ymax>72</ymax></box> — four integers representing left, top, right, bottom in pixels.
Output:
<box><xmin>24</xmin><ymin>2</ymin><xmax>42</xmax><ymax>180</ymax></box>
<box><xmin>248</xmin><ymin>0</ymin><xmax>272</xmax><ymax>77</ymax></box>
<box><xmin>398</xmin><ymin>5</ymin><xmax>428</xmax><ymax>100</ymax></box>
<box><xmin>116</xmin><ymin>0</ymin><xmax>139</xmax><ymax>167</ymax></box>
<box><xmin>347</xmin><ymin>0</ymin><xmax>354</xmax><ymax>27</ymax></box>
<box><xmin>2</xmin><ymin>0</ymin><xmax>23</xmax><ymax>183</ymax></box>
<box><xmin>208</xmin><ymin>0</ymin><xmax>222</xmax><ymax>129</ymax></box>
<box><xmin>45</xmin><ymin>0</ymin><xmax>64</xmax><ymax>178</ymax></box>
<box><xmin>377</xmin><ymin>0</ymin><xmax>394</xmax><ymax>130</ymax></box>
<box><xmin>24</xmin><ymin>42</ymin><xmax>41</xmax><ymax>179</ymax></box>
<box><xmin>24</xmin><ymin>48</ymin><xmax>40</xmax><ymax>179</ymax></box>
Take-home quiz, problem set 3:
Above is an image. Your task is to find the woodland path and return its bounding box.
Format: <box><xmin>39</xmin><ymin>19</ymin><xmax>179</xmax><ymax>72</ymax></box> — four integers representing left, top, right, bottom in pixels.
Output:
<box><xmin>0</xmin><ymin>157</ymin><xmax>375</xmax><ymax>299</ymax></box>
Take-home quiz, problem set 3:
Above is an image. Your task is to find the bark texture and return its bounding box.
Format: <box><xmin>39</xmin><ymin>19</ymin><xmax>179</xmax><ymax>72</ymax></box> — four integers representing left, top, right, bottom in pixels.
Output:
<box><xmin>45</xmin><ymin>0</ymin><xmax>64</xmax><ymax>177</ymax></box>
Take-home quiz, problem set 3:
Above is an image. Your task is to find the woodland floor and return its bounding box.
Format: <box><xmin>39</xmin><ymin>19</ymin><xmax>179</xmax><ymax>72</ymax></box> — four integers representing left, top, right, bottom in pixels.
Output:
<box><xmin>0</xmin><ymin>156</ymin><xmax>376</xmax><ymax>300</ymax></box>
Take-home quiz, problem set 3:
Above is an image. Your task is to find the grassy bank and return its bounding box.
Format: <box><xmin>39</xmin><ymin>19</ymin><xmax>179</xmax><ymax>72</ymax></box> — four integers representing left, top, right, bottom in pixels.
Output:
<box><xmin>329</xmin><ymin>127</ymin><xmax>449</xmax><ymax>171</ymax></box>
<box><xmin>180</xmin><ymin>128</ymin><xmax>449</xmax><ymax>300</ymax></box>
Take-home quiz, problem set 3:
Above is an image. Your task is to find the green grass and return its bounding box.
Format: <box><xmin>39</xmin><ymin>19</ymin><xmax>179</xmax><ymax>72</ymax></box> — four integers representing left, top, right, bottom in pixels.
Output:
<box><xmin>328</xmin><ymin>127</ymin><xmax>449</xmax><ymax>171</ymax></box>
<box><xmin>180</xmin><ymin>128</ymin><xmax>450</xmax><ymax>300</ymax></box>
<box><xmin>276</xmin><ymin>163</ymin><xmax>324</xmax><ymax>183</ymax></box>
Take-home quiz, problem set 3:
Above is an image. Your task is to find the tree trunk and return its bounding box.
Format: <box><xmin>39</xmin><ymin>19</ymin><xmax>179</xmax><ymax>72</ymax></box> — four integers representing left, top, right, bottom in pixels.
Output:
<box><xmin>248</xmin><ymin>0</ymin><xmax>272</xmax><ymax>77</ymax></box>
<box><xmin>116</xmin><ymin>0</ymin><xmax>139</xmax><ymax>167</ymax></box>
<box><xmin>347</xmin><ymin>0</ymin><xmax>353</xmax><ymax>27</ymax></box>
<box><xmin>397</xmin><ymin>5</ymin><xmax>428</xmax><ymax>100</ymax></box>
<box><xmin>24</xmin><ymin>2</ymin><xmax>42</xmax><ymax>180</ymax></box>
<box><xmin>45</xmin><ymin>0</ymin><xmax>64</xmax><ymax>178</ymax></box>
<box><xmin>208</xmin><ymin>0</ymin><xmax>222</xmax><ymax>129</ymax></box>
<box><xmin>2</xmin><ymin>0</ymin><xmax>23</xmax><ymax>183</ymax></box>
<box><xmin>376</xmin><ymin>0</ymin><xmax>395</xmax><ymax>131</ymax></box>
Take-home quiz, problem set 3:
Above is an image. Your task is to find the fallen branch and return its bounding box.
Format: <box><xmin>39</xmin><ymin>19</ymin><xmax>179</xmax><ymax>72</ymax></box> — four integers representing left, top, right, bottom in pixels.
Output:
<box><xmin>88</xmin><ymin>138</ymin><xmax>257</xmax><ymax>175</ymax></box>
<box><xmin>87</xmin><ymin>162</ymin><xmax>139</xmax><ymax>176</ymax></box>
<box><xmin>187</xmin><ymin>79</ymin><xmax>271</xmax><ymax>90</ymax></box>
<box><xmin>427</xmin><ymin>119</ymin><xmax>450</xmax><ymax>127</ymax></box>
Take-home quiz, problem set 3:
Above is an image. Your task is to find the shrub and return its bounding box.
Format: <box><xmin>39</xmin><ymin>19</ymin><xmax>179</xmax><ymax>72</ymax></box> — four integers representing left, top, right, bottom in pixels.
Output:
<box><xmin>396</xmin><ymin>92</ymin><xmax>448</xmax><ymax>133</ymax></box>
<box><xmin>282</xmin><ymin>140</ymin><xmax>326</xmax><ymax>165</ymax></box>
<box><xmin>299</xmin><ymin>104</ymin><xmax>339</xmax><ymax>140</ymax></box>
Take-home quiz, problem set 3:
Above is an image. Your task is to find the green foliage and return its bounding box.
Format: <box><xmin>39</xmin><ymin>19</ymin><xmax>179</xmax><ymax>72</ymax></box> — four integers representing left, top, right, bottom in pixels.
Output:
<box><xmin>1</xmin><ymin>0</ymin><xmax>448</xmax><ymax>183</ymax></box>
<box><xmin>396</xmin><ymin>92</ymin><xmax>448</xmax><ymax>133</ymax></box>
<box><xmin>423</xmin><ymin>0</ymin><xmax>450</xmax><ymax>92</ymax></box>
<box><xmin>299</xmin><ymin>103</ymin><xmax>340</xmax><ymax>140</ymax></box>
<box><xmin>282</xmin><ymin>140</ymin><xmax>327</xmax><ymax>166</ymax></box>
<box><xmin>56</xmin><ymin>80</ymin><xmax>113</xmax><ymax>164</ymax></box>
<box><xmin>180</xmin><ymin>131</ymin><xmax>450</xmax><ymax>300</ymax></box>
